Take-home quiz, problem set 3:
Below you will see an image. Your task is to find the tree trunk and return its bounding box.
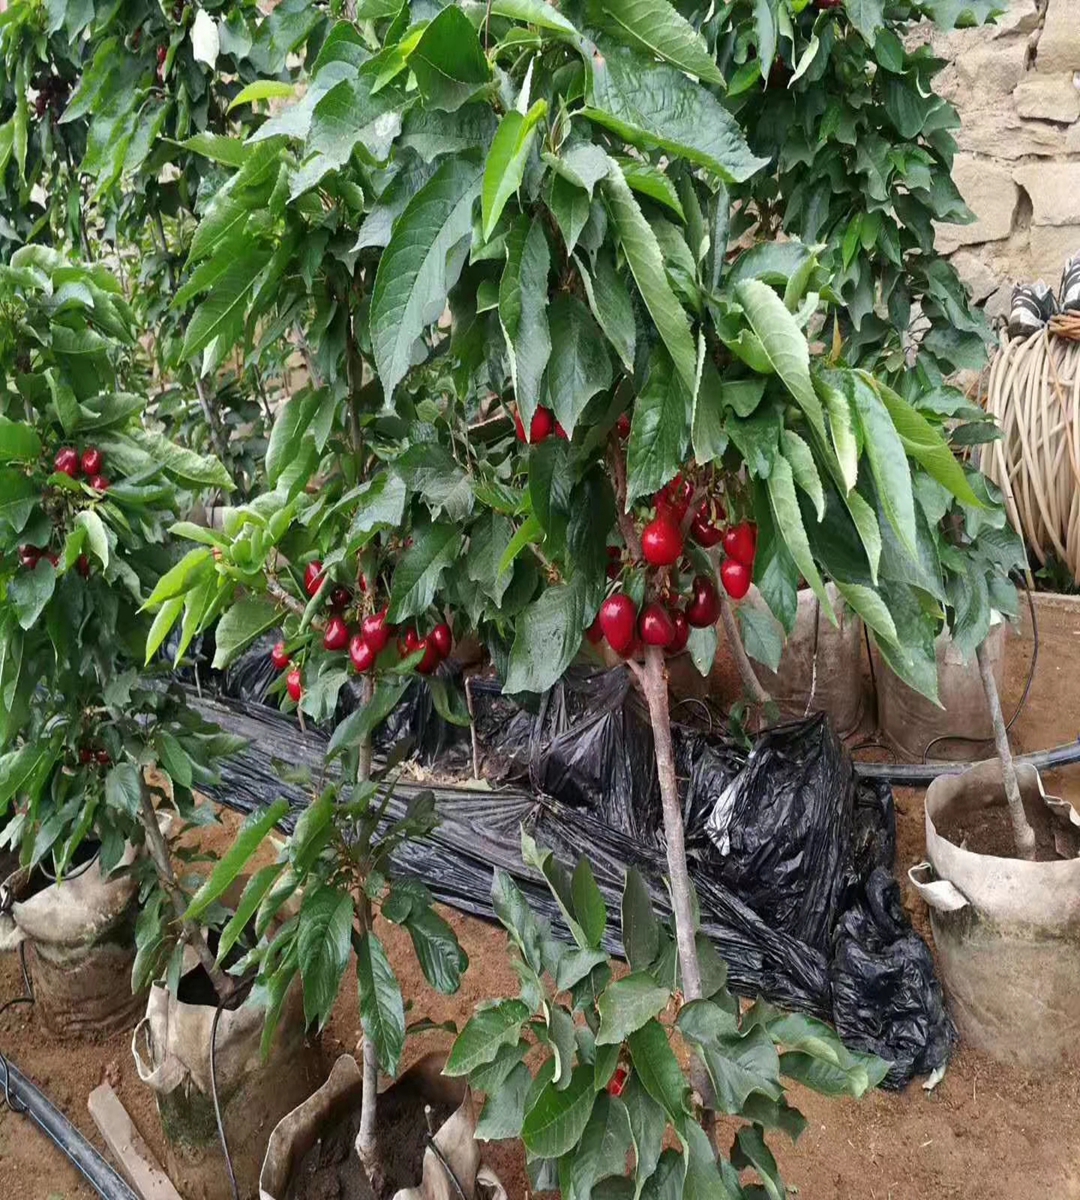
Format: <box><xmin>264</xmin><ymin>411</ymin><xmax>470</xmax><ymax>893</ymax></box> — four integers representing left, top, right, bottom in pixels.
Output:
<box><xmin>977</xmin><ymin>639</ymin><xmax>1036</xmax><ymax>860</ymax></box>
<box><xmin>138</xmin><ymin>786</ymin><xmax>233</xmax><ymax>1001</ymax></box>
<box><xmin>639</xmin><ymin>646</ymin><xmax>702</xmax><ymax>1001</ymax></box>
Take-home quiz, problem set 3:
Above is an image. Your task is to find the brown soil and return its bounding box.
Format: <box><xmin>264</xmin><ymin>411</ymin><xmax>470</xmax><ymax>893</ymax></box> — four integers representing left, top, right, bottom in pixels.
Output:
<box><xmin>3</xmin><ymin>599</ymin><xmax>1080</xmax><ymax>1199</ymax></box>
<box><xmin>934</xmin><ymin>800</ymin><xmax>1060</xmax><ymax>860</ymax></box>
<box><xmin>285</xmin><ymin>1094</ymin><xmax>455</xmax><ymax>1200</ymax></box>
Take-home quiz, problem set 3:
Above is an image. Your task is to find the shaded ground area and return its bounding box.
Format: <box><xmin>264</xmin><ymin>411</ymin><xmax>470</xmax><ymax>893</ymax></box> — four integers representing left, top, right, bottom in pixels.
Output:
<box><xmin>3</xmin><ymin>595</ymin><xmax>1079</xmax><ymax>1199</ymax></box>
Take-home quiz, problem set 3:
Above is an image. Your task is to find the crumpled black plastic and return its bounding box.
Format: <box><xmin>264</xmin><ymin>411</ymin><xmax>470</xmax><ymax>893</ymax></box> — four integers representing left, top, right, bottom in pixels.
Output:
<box><xmin>199</xmin><ymin>663</ymin><xmax>950</xmax><ymax>1087</ymax></box>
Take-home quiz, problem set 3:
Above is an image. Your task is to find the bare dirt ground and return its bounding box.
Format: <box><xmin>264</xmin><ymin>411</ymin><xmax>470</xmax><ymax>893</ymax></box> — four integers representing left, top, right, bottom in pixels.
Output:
<box><xmin>3</xmin><ymin>595</ymin><xmax>1079</xmax><ymax>1200</ymax></box>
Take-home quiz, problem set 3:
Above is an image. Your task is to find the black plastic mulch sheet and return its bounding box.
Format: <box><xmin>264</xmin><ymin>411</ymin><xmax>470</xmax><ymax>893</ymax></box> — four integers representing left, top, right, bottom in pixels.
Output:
<box><xmin>190</xmin><ymin>658</ymin><xmax>951</xmax><ymax>1088</ymax></box>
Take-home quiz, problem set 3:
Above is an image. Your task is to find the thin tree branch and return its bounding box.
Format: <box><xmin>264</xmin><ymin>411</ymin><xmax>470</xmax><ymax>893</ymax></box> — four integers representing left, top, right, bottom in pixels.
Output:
<box><xmin>193</xmin><ymin>375</ymin><xmax>231</xmax><ymax>472</ymax></box>
<box><xmin>138</xmin><ymin>783</ymin><xmax>233</xmax><ymax>1002</ymax></box>
<box><xmin>607</xmin><ymin>436</ymin><xmax>642</xmax><ymax>561</ymax></box>
<box><xmin>977</xmin><ymin>639</ymin><xmax>1036</xmax><ymax>860</ymax></box>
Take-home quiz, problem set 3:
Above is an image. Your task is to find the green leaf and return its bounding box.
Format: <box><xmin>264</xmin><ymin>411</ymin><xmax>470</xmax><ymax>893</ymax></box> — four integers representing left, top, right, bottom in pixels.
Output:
<box><xmin>766</xmin><ymin>456</ymin><xmax>834</xmax><ymax>620</ymax></box>
<box><xmin>500</xmin><ymin>216</ymin><xmax>552</xmax><ymax>429</ymax></box>
<box><xmin>521</xmin><ymin>1065</ymin><xmax>596</xmax><ymax>1157</ymax></box>
<box><xmin>596</xmin><ymin>973</ymin><xmax>670</xmax><ymax>1045</ymax></box>
<box><xmin>571</xmin><ymin>857</ymin><xmax>607</xmax><ymax>950</ymax></box>
<box><xmin>328</xmin><ymin>679</ymin><xmax>410</xmax><ymax>759</ymax></box>
<box><xmin>348</xmin><ymin>473</ymin><xmax>408</xmax><ymax>543</ymax></box>
<box><xmin>844</xmin><ymin>0</ymin><xmax>886</xmax><ymax>42</ymax></box>
<box><xmin>446</xmin><ymin>999</ymin><xmax>531</xmax><ymax>1076</ymax></box>
<box><xmin>684</xmin><ymin>1122</ymin><xmax>741</xmax><ymax>1200</ymax></box>
<box><xmin>228</xmin><ymin>80</ymin><xmax>296</xmax><ymax>111</ymax></box>
<box><xmin>867</xmin><ymin>373</ymin><xmax>982</xmax><ymax>508</ymax></box>
<box><xmin>468</xmin><ymin>511</ymin><xmax>515</xmax><ymax>606</ymax></box>
<box><xmin>357</xmin><ymin>930</ymin><xmax>406</xmax><ymax>1075</ymax></box>
<box><xmin>678</xmin><ymin>1008</ymin><xmax>782</xmax><ymax>1115</ymax></box>
<box><xmin>298</xmin><ymin>886</ymin><xmax>354</xmax><ymax>1031</ymax></box>
<box><xmin>491</xmin><ymin>0</ymin><xmax>582</xmax><ymax>33</ymax></box>
<box><xmin>781</xmin><ymin>429</ymin><xmax>824</xmax><ymax>521</ymax></box>
<box><xmin>178</xmin><ymin>132</ymin><xmax>251</xmax><ymax>166</ymax></box>
<box><xmin>8</xmin><ymin>559</ymin><xmax>56</xmax><ymax>630</ymax></box>
<box><xmin>625</xmin><ymin>350</ymin><xmax>691</xmax><ymax>507</ymax></box>
<box><xmin>734</xmin><ymin>280</ymin><xmax>826</xmax><ymax>443</ymax></box>
<box><xmin>217</xmin><ymin>863</ymin><xmax>284</xmax><ymax>964</ymax></box>
<box><xmin>587</xmin><ymin>44</ymin><xmax>767</xmax><ymax>184</ymax></box>
<box><xmin>145</xmin><ymin>598</ymin><xmax>184</xmax><ymax>665</ymax></box>
<box><xmin>622</xmin><ymin>1073</ymin><xmax>665</xmax><ymax>1197</ymax></box>
<box><xmin>597</xmin><ymin>0</ymin><xmax>723</xmax><ymax>84</ymax></box>
<box><xmin>0</xmin><ymin>416</ymin><xmax>41</xmax><ymax>463</ymax></box>
<box><xmin>737</xmin><ymin>603</ymin><xmax>784</xmax><ymax>671</ymax></box>
<box><xmin>476</xmin><ymin>1061</ymin><xmax>533</xmax><ymax>1140</ymax></box>
<box><xmin>621</xmin><ymin>868</ymin><xmax>659</xmax><ymax>972</ymax></box>
<box><xmin>404</xmin><ymin>904</ymin><xmax>468</xmax><ymax>994</ymax></box>
<box><xmin>181</xmin><ymin>245</ymin><xmax>272</xmax><ymax>369</ymax></box>
<box><xmin>504</xmin><ymin>576</ymin><xmax>587</xmax><ymax>694</ymax></box>
<box><xmin>817</xmin><ymin>374</ymin><xmax>858</xmax><ymax>493</ymax></box>
<box><xmin>212</xmin><ymin>596</ymin><xmax>280</xmax><ymax>669</ymax></box>
<box><xmin>779</xmin><ymin>1048</ymin><xmax>889</xmax><ymax>1097</ymax></box>
<box><xmin>602</xmin><ymin>159</ymin><xmax>697</xmax><ymax>395</ymax></box>
<box><xmin>371</xmin><ymin>155</ymin><xmax>484</xmax><ymax>402</ymax></box>
<box><xmin>186</xmin><ymin>799</ymin><xmax>290</xmax><ymax>921</ymax></box>
<box><xmin>834</xmin><ymin>581</ymin><xmax>898</xmax><ymax>647</ymax></box>
<box><xmin>754</xmin><ymin>0</ymin><xmax>777</xmax><ymax>74</ymax></box>
<box><xmin>576</xmin><ymin>252</ymin><xmax>636</xmax><ymax>374</ymax></box>
<box><xmin>74</xmin><ymin>509</ymin><xmax>109</xmax><ymax>568</ymax></box>
<box><xmin>617</xmin><ymin>159</ymin><xmax>684</xmax><ymax>220</ymax></box>
<box><xmin>849</xmin><ymin>373</ymin><xmax>918</xmax><ymax>559</ymax></box>
<box><xmin>627</xmin><ymin>1019</ymin><xmax>690</xmax><ymax>1131</ymax></box>
<box><xmin>571</xmin><ymin>1092</ymin><xmax>634</xmax><ymax>1197</ymax></box>
<box><xmin>396</xmin><ymin>443</ymin><xmax>474</xmax><ymax>522</ymax></box>
<box><xmin>409</xmin><ymin>6</ymin><xmax>492</xmax><ymax>111</ymax></box>
<box><xmin>104</xmin><ymin>762</ymin><xmax>142</xmax><ymax>819</ymax></box>
<box><xmin>687</xmin><ymin>624</ymin><xmax>718</xmax><ymax>676</ymax></box>
<box><xmin>545</xmin><ymin>296</ymin><xmax>613</xmax><ymax>437</ymax></box>
<box><xmin>483</xmin><ymin>100</ymin><xmax>548</xmax><ymax>240</ymax></box>
<box><xmin>387</xmin><ymin>523</ymin><xmax>462</xmax><ymax>623</ymax></box>
<box><xmin>0</xmin><ymin>469</ymin><xmax>38</xmax><ymax>533</ymax></box>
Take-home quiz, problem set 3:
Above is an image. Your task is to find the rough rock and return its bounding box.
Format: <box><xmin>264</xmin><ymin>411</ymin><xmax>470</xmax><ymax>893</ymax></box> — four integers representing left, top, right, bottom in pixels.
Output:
<box><xmin>951</xmin><ymin>250</ymin><xmax>1003</xmax><ymax>302</ymax></box>
<box><xmin>1014</xmin><ymin>163</ymin><xmax>1080</xmax><ymax>227</ymax></box>
<box><xmin>985</xmin><ymin>283</ymin><xmax>1014</xmax><ymax>321</ymax></box>
<box><xmin>1029</xmin><ymin>225</ymin><xmax>1080</xmax><ymax>284</ymax></box>
<box><xmin>936</xmin><ymin>157</ymin><xmax>1019</xmax><ymax>252</ymax></box>
<box><xmin>958</xmin><ymin>44</ymin><xmax>1026</xmax><ymax>97</ymax></box>
<box><xmin>1013</xmin><ymin>74</ymin><xmax>1080</xmax><ymax>123</ymax></box>
<box><xmin>1036</xmin><ymin>2</ymin><xmax>1080</xmax><ymax>76</ymax></box>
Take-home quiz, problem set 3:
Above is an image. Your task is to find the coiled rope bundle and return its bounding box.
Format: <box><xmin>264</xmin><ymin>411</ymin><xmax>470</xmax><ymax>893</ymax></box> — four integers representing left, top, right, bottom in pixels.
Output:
<box><xmin>983</xmin><ymin>314</ymin><xmax>1080</xmax><ymax>583</ymax></box>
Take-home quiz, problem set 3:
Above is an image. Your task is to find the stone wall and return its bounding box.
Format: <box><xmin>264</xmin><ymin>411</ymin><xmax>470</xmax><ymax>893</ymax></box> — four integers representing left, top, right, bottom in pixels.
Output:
<box><xmin>926</xmin><ymin>0</ymin><xmax>1080</xmax><ymax>319</ymax></box>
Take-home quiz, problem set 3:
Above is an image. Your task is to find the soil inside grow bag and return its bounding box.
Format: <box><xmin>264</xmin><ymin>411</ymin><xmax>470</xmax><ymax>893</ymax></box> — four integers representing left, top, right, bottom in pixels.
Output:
<box><xmin>285</xmin><ymin>1090</ymin><xmax>456</xmax><ymax>1200</ymax></box>
<box><xmin>936</xmin><ymin>795</ymin><xmax>1061</xmax><ymax>861</ymax></box>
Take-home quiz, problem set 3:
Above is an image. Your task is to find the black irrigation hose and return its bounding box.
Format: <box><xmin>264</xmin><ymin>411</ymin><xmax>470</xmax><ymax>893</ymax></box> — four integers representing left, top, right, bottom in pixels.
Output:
<box><xmin>0</xmin><ymin>1054</ymin><xmax>139</xmax><ymax>1200</ymax></box>
<box><xmin>854</xmin><ymin>736</ymin><xmax>1080</xmax><ymax>784</ymax></box>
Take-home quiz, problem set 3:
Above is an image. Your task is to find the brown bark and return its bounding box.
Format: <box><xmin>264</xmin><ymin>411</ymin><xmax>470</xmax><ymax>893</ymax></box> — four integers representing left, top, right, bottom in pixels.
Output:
<box><xmin>977</xmin><ymin>640</ymin><xmax>1036</xmax><ymax>860</ymax></box>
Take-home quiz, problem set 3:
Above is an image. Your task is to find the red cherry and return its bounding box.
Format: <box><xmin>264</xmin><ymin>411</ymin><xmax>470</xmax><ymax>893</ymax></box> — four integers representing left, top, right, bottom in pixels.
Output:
<box><xmin>598</xmin><ymin>593</ymin><xmax>637</xmax><ymax>654</ymax></box>
<box><xmin>80</xmin><ymin>447</ymin><xmax>103</xmax><ymax>476</ymax></box>
<box><xmin>430</xmin><ymin>622</ymin><xmax>452</xmax><ymax>658</ymax></box>
<box><xmin>76</xmin><ymin>554</ymin><xmax>91</xmax><ymax>578</ymax></box>
<box><xmin>416</xmin><ymin>637</ymin><xmax>440</xmax><ymax>675</ymax></box>
<box><xmin>513</xmin><ymin>411</ymin><xmax>527</xmax><ymax>442</ymax></box>
<box><xmin>608</xmin><ymin>1067</ymin><xmax>629</xmax><ymax>1097</ymax></box>
<box><xmin>690</xmin><ymin>505</ymin><xmax>724</xmax><ymax>548</ymax></box>
<box><xmin>89</xmin><ymin>475</ymin><xmax>110</xmax><ymax>492</ymax></box>
<box><xmin>685</xmin><ymin>575</ymin><xmax>720</xmax><ymax>628</ymax></box>
<box><xmin>95</xmin><ymin>749</ymin><xmax>111</xmax><ymax>766</ymax></box>
<box><xmin>271</xmin><ymin>642</ymin><xmax>291</xmax><ymax>671</ymax></box>
<box><xmin>585</xmin><ymin>616</ymin><xmax>604</xmax><ymax>645</ymax></box>
<box><xmin>157</xmin><ymin>45</ymin><xmax>167</xmax><ymax>65</ymax></box>
<box><xmin>54</xmin><ymin>447</ymin><xmax>80</xmax><ymax>478</ymax></box>
<box><xmin>720</xmin><ymin>559</ymin><xmax>751</xmax><ymax>600</ymax></box>
<box><xmin>722</xmin><ymin>523</ymin><xmax>757</xmax><ymax>568</ymax></box>
<box><xmin>667</xmin><ymin>609</ymin><xmax>690</xmax><ymax>655</ymax></box>
<box><xmin>639</xmin><ymin>602</ymin><xmax>675</xmax><ymax>648</ymax></box>
<box><xmin>554</xmin><ymin>421</ymin><xmax>568</xmax><ymax>440</ymax></box>
<box><xmin>303</xmin><ymin>561</ymin><xmax>324</xmax><ymax>597</ymax></box>
<box><xmin>641</xmin><ymin>517</ymin><xmax>683</xmax><ymax>567</ymax></box>
<box><xmin>656</xmin><ymin>475</ymin><xmax>692</xmax><ymax>524</ymax></box>
<box><xmin>403</xmin><ymin>627</ymin><xmax>422</xmax><ymax>654</ymax></box>
<box><xmin>529</xmin><ymin>407</ymin><xmax>555</xmax><ymax>444</ymax></box>
<box><xmin>349</xmin><ymin>634</ymin><xmax>376</xmax><ymax>674</ymax></box>
<box><xmin>329</xmin><ymin>585</ymin><xmax>352</xmax><ymax>612</ymax></box>
<box><xmin>78</xmin><ymin>747</ymin><xmax>93</xmax><ymax>765</ymax></box>
<box><xmin>45</xmin><ymin>552</ymin><xmax>59</xmax><ymax>567</ymax></box>
<box><xmin>616</xmin><ymin>413</ymin><xmax>631</xmax><ymax>440</ymax></box>
<box><xmin>18</xmin><ymin>545</ymin><xmax>42</xmax><ymax>569</ymax></box>
<box><xmin>322</xmin><ymin>615</ymin><xmax>349</xmax><ymax>651</ymax></box>
<box><xmin>361</xmin><ymin>609</ymin><xmax>391</xmax><ymax>654</ymax></box>
<box><xmin>286</xmin><ymin>668</ymin><xmax>303</xmax><ymax>701</ymax></box>
<box><xmin>606</xmin><ymin>545</ymin><xmax>622</xmax><ymax>580</ymax></box>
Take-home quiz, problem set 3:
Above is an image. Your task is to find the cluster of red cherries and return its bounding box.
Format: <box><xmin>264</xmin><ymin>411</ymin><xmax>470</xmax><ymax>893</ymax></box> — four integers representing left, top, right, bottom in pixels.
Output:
<box><xmin>513</xmin><ymin>406</ymin><xmax>568</xmax><ymax>443</ymax></box>
<box><xmin>271</xmin><ymin>561</ymin><xmax>452</xmax><ymax>701</ymax></box>
<box><xmin>54</xmin><ymin>445</ymin><xmax>110</xmax><ymax>492</ymax></box>
<box><xmin>77</xmin><ymin>745</ymin><xmax>112</xmax><ymax>768</ymax></box>
<box><xmin>590</xmin><ymin>474</ymin><xmax>759</xmax><ymax>657</ymax></box>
